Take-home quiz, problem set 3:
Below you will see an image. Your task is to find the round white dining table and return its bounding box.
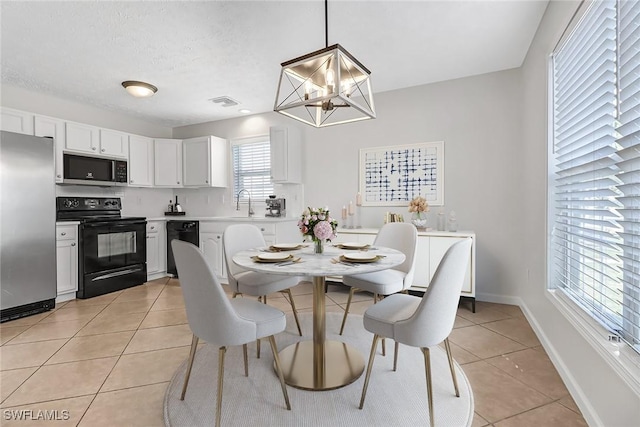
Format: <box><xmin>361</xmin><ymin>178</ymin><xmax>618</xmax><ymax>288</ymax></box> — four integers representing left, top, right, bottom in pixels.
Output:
<box><xmin>232</xmin><ymin>244</ymin><xmax>405</xmax><ymax>391</ymax></box>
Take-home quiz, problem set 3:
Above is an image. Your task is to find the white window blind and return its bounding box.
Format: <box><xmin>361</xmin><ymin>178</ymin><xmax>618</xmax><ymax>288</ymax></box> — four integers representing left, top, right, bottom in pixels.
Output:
<box><xmin>231</xmin><ymin>137</ymin><xmax>274</xmax><ymax>202</ymax></box>
<box><xmin>550</xmin><ymin>0</ymin><xmax>640</xmax><ymax>352</ymax></box>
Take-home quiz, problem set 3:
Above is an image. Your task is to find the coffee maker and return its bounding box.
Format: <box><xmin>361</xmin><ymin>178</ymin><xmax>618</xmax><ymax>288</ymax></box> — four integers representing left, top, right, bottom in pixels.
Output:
<box><xmin>265</xmin><ymin>197</ymin><xmax>286</xmax><ymax>217</ymax></box>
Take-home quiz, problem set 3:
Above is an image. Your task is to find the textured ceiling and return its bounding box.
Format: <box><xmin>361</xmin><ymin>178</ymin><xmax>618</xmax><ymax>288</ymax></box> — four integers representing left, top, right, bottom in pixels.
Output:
<box><xmin>0</xmin><ymin>1</ymin><xmax>548</xmax><ymax>128</ymax></box>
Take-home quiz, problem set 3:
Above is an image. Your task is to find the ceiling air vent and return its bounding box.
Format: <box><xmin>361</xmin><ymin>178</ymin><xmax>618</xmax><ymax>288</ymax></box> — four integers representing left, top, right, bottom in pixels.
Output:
<box><xmin>209</xmin><ymin>96</ymin><xmax>239</xmax><ymax>107</ymax></box>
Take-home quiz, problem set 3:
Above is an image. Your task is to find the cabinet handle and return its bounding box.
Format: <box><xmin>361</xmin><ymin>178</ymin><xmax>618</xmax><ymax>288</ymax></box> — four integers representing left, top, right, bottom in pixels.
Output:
<box><xmin>150</xmin><ymin>226</ymin><xmax>155</xmax><ymax>230</ymax></box>
<box><xmin>92</xmin><ymin>147</ymin><xmax>96</xmax><ymax>151</ymax></box>
<box><xmin>130</xmin><ymin>180</ymin><xmax>134</xmax><ymax>183</ymax></box>
<box><xmin>177</xmin><ymin>181</ymin><xmax>180</xmax><ymax>184</ymax></box>
<box><xmin>61</xmin><ymin>232</ymin><xmax>66</xmax><ymax>236</ymax></box>
<box><xmin>217</xmin><ymin>236</ymin><xmax>220</xmax><ymax>239</ymax></box>
<box><xmin>261</xmin><ymin>228</ymin><xmax>265</xmax><ymax>232</ymax></box>
<box><xmin>71</xmin><ymin>243</ymin><xmax>76</xmax><ymax>246</ymax></box>
<box><xmin>205</xmin><ymin>180</ymin><xmax>208</xmax><ymax>183</ymax></box>
<box><xmin>101</xmin><ymin>148</ymin><xmax>105</xmax><ymax>152</ymax></box>
<box><xmin>57</xmin><ymin>174</ymin><xmax>62</xmax><ymax>178</ymax></box>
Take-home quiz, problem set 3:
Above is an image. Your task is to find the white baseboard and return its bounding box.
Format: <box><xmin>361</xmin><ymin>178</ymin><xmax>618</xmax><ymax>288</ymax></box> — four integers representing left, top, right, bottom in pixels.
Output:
<box><xmin>516</xmin><ymin>298</ymin><xmax>604</xmax><ymax>427</ymax></box>
<box><xmin>474</xmin><ymin>291</ymin><xmax>522</xmax><ymax>306</ymax></box>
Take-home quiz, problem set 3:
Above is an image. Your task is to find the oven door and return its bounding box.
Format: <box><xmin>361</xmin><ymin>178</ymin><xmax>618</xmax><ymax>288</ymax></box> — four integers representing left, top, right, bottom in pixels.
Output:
<box><xmin>81</xmin><ymin>220</ymin><xmax>147</xmax><ymax>274</ymax></box>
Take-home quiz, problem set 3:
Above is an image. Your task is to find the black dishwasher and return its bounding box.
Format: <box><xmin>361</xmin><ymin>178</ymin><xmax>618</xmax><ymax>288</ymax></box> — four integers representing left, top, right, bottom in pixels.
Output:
<box><xmin>166</xmin><ymin>221</ymin><xmax>199</xmax><ymax>277</ymax></box>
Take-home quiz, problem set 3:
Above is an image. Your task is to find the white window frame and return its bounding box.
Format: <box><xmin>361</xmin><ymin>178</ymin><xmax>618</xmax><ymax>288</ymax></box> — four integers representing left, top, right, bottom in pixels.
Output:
<box><xmin>230</xmin><ymin>135</ymin><xmax>274</xmax><ymax>206</ymax></box>
<box><xmin>547</xmin><ymin>0</ymin><xmax>640</xmax><ymax>396</ymax></box>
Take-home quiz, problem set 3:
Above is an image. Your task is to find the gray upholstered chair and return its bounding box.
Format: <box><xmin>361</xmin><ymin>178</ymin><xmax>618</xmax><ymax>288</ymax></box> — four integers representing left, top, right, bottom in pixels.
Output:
<box><xmin>223</xmin><ymin>224</ymin><xmax>303</xmax><ymax>346</ymax></box>
<box><xmin>339</xmin><ymin>222</ymin><xmax>418</xmax><ymax>335</ymax></box>
<box><xmin>358</xmin><ymin>238</ymin><xmax>472</xmax><ymax>427</ymax></box>
<box><xmin>171</xmin><ymin>240</ymin><xmax>291</xmax><ymax>427</ymax></box>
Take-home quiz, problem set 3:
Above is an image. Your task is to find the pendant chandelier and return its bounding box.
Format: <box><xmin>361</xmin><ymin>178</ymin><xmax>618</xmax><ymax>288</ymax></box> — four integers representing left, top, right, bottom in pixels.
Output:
<box><xmin>273</xmin><ymin>0</ymin><xmax>375</xmax><ymax>128</ymax></box>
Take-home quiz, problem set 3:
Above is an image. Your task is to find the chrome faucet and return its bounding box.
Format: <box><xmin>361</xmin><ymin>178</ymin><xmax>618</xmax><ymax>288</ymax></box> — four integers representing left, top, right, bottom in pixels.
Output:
<box><xmin>236</xmin><ymin>189</ymin><xmax>254</xmax><ymax>217</ymax></box>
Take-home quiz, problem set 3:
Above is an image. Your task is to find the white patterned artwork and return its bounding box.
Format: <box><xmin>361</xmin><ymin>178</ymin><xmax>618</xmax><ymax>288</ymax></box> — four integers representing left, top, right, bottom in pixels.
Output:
<box><xmin>359</xmin><ymin>141</ymin><xmax>444</xmax><ymax>206</ymax></box>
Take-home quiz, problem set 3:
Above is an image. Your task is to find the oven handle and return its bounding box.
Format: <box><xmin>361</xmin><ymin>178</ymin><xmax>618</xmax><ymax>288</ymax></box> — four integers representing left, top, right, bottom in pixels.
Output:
<box><xmin>91</xmin><ymin>266</ymin><xmax>145</xmax><ymax>282</ymax></box>
<box><xmin>83</xmin><ymin>220</ymin><xmax>147</xmax><ymax>229</ymax></box>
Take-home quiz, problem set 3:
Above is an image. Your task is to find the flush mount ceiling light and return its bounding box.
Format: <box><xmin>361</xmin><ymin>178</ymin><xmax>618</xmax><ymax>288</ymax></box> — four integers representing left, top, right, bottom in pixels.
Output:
<box><xmin>121</xmin><ymin>81</ymin><xmax>157</xmax><ymax>98</ymax></box>
<box><xmin>274</xmin><ymin>0</ymin><xmax>375</xmax><ymax>128</ymax></box>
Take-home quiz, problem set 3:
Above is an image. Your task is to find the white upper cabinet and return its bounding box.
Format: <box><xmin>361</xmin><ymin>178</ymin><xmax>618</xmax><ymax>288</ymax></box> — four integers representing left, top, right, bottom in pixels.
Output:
<box><xmin>1</xmin><ymin>107</ymin><xmax>34</xmax><ymax>135</ymax></box>
<box><xmin>99</xmin><ymin>129</ymin><xmax>129</xmax><ymax>157</ymax></box>
<box><xmin>65</xmin><ymin>121</ymin><xmax>100</xmax><ymax>154</ymax></box>
<box><xmin>34</xmin><ymin>115</ymin><xmax>66</xmax><ymax>183</ymax></box>
<box><xmin>128</xmin><ymin>135</ymin><xmax>154</xmax><ymax>187</ymax></box>
<box><xmin>182</xmin><ymin>135</ymin><xmax>228</xmax><ymax>187</ymax></box>
<box><xmin>154</xmin><ymin>138</ymin><xmax>183</xmax><ymax>187</ymax></box>
<box><xmin>270</xmin><ymin>126</ymin><xmax>302</xmax><ymax>183</ymax></box>
<box><xmin>65</xmin><ymin>122</ymin><xmax>128</xmax><ymax>158</ymax></box>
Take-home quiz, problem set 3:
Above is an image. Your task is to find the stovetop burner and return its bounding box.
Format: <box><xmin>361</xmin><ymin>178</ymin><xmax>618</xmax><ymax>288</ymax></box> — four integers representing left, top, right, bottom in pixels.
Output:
<box><xmin>56</xmin><ymin>197</ymin><xmax>145</xmax><ymax>223</ymax></box>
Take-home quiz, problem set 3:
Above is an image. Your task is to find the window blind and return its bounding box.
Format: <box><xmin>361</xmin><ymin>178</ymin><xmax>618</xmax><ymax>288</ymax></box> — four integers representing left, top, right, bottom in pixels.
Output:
<box><xmin>550</xmin><ymin>0</ymin><xmax>640</xmax><ymax>352</ymax></box>
<box><xmin>231</xmin><ymin>138</ymin><xmax>274</xmax><ymax>201</ymax></box>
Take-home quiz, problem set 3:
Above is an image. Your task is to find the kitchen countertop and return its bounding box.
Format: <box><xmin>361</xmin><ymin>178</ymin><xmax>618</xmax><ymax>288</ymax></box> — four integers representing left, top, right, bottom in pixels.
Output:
<box><xmin>147</xmin><ymin>216</ymin><xmax>298</xmax><ymax>222</ymax></box>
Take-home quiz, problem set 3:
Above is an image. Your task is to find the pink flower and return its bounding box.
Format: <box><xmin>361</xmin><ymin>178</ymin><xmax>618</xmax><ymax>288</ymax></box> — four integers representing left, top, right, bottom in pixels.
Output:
<box><xmin>313</xmin><ymin>221</ymin><xmax>333</xmax><ymax>241</ymax></box>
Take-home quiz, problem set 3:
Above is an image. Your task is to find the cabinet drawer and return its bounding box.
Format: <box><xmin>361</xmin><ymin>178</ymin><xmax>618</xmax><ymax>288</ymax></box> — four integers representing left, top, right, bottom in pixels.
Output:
<box><xmin>254</xmin><ymin>223</ymin><xmax>276</xmax><ymax>235</ymax></box>
<box><xmin>146</xmin><ymin>222</ymin><xmax>162</xmax><ymax>234</ymax></box>
<box><xmin>56</xmin><ymin>225</ymin><xmax>77</xmax><ymax>241</ymax></box>
<box><xmin>199</xmin><ymin>222</ymin><xmax>229</xmax><ymax>234</ymax></box>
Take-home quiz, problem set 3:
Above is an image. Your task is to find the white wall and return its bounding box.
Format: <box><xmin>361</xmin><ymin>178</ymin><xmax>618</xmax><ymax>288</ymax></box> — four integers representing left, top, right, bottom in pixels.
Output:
<box><xmin>520</xmin><ymin>1</ymin><xmax>639</xmax><ymax>426</ymax></box>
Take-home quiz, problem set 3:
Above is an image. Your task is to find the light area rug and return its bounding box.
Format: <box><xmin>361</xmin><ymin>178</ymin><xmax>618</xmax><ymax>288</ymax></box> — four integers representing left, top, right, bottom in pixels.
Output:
<box><xmin>164</xmin><ymin>312</ymin><xmax>473</xmax><ymax>427</ymax></box>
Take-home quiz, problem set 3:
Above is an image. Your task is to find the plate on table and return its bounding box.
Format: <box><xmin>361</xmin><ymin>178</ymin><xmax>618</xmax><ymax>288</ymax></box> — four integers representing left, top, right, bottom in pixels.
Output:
<box><xmin>341</xmin><ymin>253</ymin><xmax>380</xmax><ymax>263</ymax></box>
<box><xmin>337</xmin><ymin>242</ymin><xmax>370</xmax><ymax>250</ymax></box>
<box><xmin>253</xmin><ymin>253</ymin><xmax>293</xmax><ymax>263</ymax></box>
<box><xmin>270</xmin><ymin>243</ymin><xmax>303</xmax><ymax>251</ymax></box>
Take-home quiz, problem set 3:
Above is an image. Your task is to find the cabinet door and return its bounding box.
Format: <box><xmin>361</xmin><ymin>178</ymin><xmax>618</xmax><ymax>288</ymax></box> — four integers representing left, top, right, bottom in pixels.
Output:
<box><xmin>200</xmin><ymin>232</ymin><xmax>224</xmax><ymax>278</ymax></box>
<box><xmin>129</xmin><ymin>135</ymin><xmax>154</xmax><ymax>187</ymax></box>
<box><xmin>429</xmin><ymin>237</ymin><xmax>472</xmax><ymax>294</ymax></box>
<box><xmin>270</xmin><ymin>127</ymin><xmax>288</xmax><ymax>182</ymax></box>
<box><xmin>56</xmin><ymin>239</ymin><xmax>78</xmax><ymax>295</ymax></box>
<box><xmin>183</xmin><ymin>137</ymin><xmax>210</xmax><ymax>186</ymax></box>
<box><xmin>154</xmin><ymin>139</ymin><xmax>183</xmax><ymax>187</ymax></box>
<box><xmin>209</xmin><ymin>135</ymin><xmax>228</xmax><ymax>187</ymax></box>
<box><xmin>65</xmin><ymin>122</ymin><xmax>99</xmax><ymax>154</ymax></box>
<box><xmin>1</xmin><ymin>108</ymin><xmax>34</xmax><ymax>134</ymax></box>
<box><xmin>34</xmin><ymin>115</ymin><xmax>65</xmax><ymax>183</ymax></box>
<box><xmin>270</xmin><ymin>126</ymin><xmax>301</xmax><ymax>183</ymax></box>
<box><xmin>147</xmin><ymin>232</ymin><xmax>160</xmax><ymax>274</ymax></box>
<box><xmin>412</xmin><ymin>236</ymin><xmax>431</xmax><ymax>288</ymax></box>
<box><xmin>99</xmin><ymin>129</ymin><xmax>128</xmax><ymax>157</ymax></box>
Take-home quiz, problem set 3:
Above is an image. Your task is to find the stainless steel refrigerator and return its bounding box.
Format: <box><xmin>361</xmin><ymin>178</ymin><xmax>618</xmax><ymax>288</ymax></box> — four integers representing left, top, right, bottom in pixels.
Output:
<box><xmin>1</xmin><ymin>131</ymin><xmax>56</xmax><ymax>322</ymax></box>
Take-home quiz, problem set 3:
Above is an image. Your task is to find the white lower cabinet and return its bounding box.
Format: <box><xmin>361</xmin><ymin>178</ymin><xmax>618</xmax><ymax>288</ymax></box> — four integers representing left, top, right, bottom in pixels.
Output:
<box><xmin>198</xmin><ymin>220</ymin><xmax>299</xmax><ymax>283</ymax></box>
<box><xmin>56</xmin><ymin>224</ymin><xmax>78</xmax><ymax>302</ymax></box>
<box><xmin>146</xmin><ymin>220</ymin><xmax>167</xmax><ymax>280</ymax></box>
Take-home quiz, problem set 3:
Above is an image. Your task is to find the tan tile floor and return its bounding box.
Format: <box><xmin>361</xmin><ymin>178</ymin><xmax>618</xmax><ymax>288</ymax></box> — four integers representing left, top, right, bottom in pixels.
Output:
<box><xmin>0</xmin><ymin>278</ymin><xmax>588</xmax><ymax>426</ymax></box>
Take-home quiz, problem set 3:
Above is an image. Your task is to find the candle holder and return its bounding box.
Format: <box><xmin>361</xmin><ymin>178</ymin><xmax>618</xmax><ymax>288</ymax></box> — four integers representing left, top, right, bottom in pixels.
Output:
<box><xmin>355</xmin><ymin>205</ymin><xmax>362</xmax><ymax>228</ymax></box>
<box><xmin>348</xmin><ymin>212</ymin><xmax>355</xmax><ymax>229</ymax></box>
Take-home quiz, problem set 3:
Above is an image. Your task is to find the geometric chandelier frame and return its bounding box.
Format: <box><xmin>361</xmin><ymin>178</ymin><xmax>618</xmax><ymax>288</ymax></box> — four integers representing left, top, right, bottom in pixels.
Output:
<box><xmin>273</xmin><ymin>1</ymin><xmax>375</xmax><ymax>128</ymax></box>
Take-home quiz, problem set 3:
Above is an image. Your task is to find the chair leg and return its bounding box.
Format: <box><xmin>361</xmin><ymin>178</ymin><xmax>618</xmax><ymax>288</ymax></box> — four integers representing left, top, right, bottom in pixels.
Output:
<box><xmin>284</xmin><ymin>289</ymin><xmax>303</xmax><ymax>336</ymax></box>
<box><xmin>359</xmin><ymin>334</ymin><xmax>380</xmax><ymax>409</ymax></box>
<box><xmin>216</xmin><ymin>346</ymin><xmax>227</xmax><ymax>427</ymax></box>
<box><xmin>444</xmin><ymin>338</ymin><xmax>460</xmax><ymax>397</ymax></box>
<box><xmin>339</xmin><ymin>287</ymin><xmax>356</xmax><ymax>335</ymax></box>
<box><xmin>422</xmin><ymin>347</ymin><xmax>434</xmax><ymax>427</ymax></box>
<box><xmin>393</xmin><ymin>341</ymin><xmax>399</xmax><ymax>372</ymax></box>
<box><xmin>268</xmin><ymin>335</ymin><xmax>292</xmax><ymax>410</ymax></box>
<box><xmin>243</xmin><ymin>343</ymin><xmax>248</xmax><ymax>377</ymax></box>
<box><xmin>255</xmin><ymin>296</ymin><xmax>267</xmax><ymax>359</ymax></box>
<box><xmin>180</xmin><ymin>334</ymin><xmax>199</xmax><ymax>400</ymax></box>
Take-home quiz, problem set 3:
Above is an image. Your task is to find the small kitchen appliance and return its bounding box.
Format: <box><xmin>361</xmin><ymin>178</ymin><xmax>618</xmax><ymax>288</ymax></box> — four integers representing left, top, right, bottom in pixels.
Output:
<box><xmin>265</xmin><ymin>197</ymin><xmax>286</xmax><ymax>217</ymax></box>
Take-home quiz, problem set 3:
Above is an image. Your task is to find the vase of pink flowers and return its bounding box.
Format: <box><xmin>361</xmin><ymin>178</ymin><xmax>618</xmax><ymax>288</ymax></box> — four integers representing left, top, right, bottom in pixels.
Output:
<box><xmin>408</xmin><ymin>196</ymin><xmax>429</xmax><ymax>229</ymax></box>
<box><xmin>298</xmin><ymin>207</ymin><xmax>338</xmax><ymax>254</ymax></box>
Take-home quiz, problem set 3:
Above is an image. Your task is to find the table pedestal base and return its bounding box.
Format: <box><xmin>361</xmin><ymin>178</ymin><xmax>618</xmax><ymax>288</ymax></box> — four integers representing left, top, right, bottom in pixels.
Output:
<box><xmin>277</xmin><ymin>340</ymin><xmax>365</xmax><ymax>391</ymax></box>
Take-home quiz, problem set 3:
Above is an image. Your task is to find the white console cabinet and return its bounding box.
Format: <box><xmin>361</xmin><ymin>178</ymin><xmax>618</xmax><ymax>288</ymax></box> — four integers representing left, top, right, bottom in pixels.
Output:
<box><xmin>56</xmin><ymin>223</ymin><xmax>78</xmax><ymax>302</ymax></box>
<box><xmin>336</xmin><ymin>228</ymin><xmax>476</xmax><ymax>308</ymax></box>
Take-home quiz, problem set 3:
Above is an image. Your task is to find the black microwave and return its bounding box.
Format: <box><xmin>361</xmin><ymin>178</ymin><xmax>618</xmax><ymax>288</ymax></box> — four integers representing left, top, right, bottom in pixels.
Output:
<box><xmin>63</xmin><ymin>153</ymin><xmax>128</xmax><ymax>186</ymax></box>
